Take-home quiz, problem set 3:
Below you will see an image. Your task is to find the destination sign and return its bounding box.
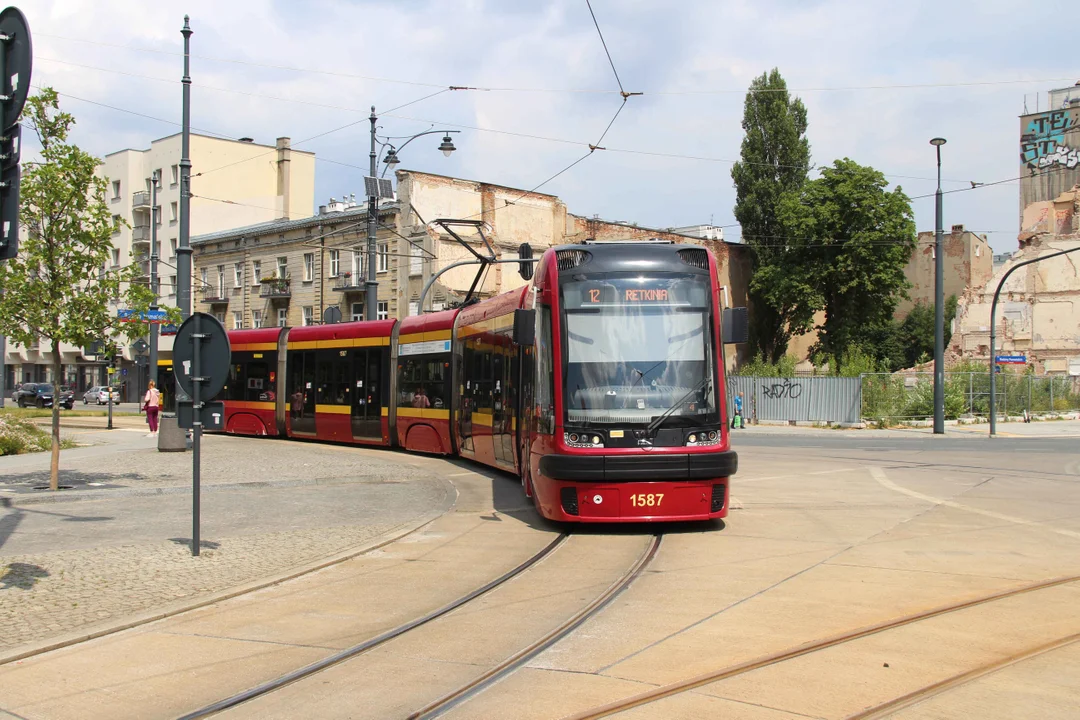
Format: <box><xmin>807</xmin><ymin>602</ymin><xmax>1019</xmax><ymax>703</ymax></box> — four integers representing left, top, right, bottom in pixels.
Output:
<box><xmin>563</xmin><ymin>275</ymin><xmax>709</xmax><ymax>309</ymax></box>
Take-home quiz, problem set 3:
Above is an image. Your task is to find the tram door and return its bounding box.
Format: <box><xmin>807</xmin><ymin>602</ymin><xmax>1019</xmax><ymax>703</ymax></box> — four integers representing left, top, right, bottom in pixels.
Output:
<box><xmin>289</xmin><ymin>350</ymin><xmax>317</xmax><ymax>435</ymax></box>
<box><xmin>492</xmin><ymin>350</ymin><xmax>508</xmax><ymax>465</ymax></box>
<box><xmin>351</xmin><ymin>347</ymin><xmax>383</xmax><ymax>440</ymax></box>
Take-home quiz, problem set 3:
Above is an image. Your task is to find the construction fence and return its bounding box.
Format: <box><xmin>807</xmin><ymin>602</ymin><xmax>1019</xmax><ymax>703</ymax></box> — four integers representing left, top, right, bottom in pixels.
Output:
<box><xmin>727</xmin><ymin>376</ymin><xmax>862</xmax><ymax>425</ymax></box>
<box><xmin>860</xmin><ymin>372</ymin><xmax>1080</xmax><ymax>421</ymax></box>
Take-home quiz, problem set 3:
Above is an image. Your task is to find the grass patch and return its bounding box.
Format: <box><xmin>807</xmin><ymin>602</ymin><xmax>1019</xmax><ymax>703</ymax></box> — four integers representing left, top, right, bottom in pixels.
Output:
<box><xmin>0</xmin><ymin>415</ymin><xmax>79</xmax><ymax>456</ymax></box>
<box><xmin>0</xmin><ymin>408</ymin><xmax>139</xmax><ymax>419</ymax></box>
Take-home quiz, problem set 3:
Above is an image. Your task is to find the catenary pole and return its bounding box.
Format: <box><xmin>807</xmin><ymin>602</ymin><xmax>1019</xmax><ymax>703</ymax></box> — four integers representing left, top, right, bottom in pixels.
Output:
<box><xmin>149</xmin><ymin>170</ymin><xmax>159</xmax><ymax>391</ymax></box>
<box><xmin>989</xmin><ymin>245</ymin><xmax>1080</xmax><ymax>436</ymax></box>
<box><xmin>931</xmin><ymin>138</ymin><xmax>946</xmax><ymax>435</ymax></box>
<box><xmin>176</xmin><ymin>16</ymin><xmax>193</xmax><ymax>320</ymax></box>
<box><xmin>365</xmin><ymin>106</ymin><xmax>378</xmax><ymax>321</ymax></box>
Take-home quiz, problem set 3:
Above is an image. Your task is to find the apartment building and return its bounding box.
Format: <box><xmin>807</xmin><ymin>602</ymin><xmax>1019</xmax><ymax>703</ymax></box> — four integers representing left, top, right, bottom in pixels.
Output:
<box><xmin>2</xmin><ymin>133</ymin><xmax>315</xmax><ymax>398</ymax></box>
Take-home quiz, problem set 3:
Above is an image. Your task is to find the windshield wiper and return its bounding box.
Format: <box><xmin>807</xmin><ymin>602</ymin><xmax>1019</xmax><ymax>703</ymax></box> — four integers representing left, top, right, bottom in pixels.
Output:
<box><xmin>646</xmin><ymin>377</ymin><xmax>710</xmax><ymax>436</ymax></box>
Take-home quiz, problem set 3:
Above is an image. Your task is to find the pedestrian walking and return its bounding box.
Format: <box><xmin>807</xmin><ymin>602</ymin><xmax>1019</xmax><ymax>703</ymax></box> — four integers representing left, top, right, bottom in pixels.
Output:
<box><xmin>143</xmin><ymin>381</ymin><xmax>161</xmax><ymax>437</ymax></box>
<box><xmin>731</xmin><ymin>391</ymin><xmax>744</xmax><ymax>429</ymax></box>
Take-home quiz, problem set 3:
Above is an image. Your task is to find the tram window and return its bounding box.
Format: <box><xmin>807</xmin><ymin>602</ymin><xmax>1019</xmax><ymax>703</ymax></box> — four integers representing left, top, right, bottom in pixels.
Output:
<box><xmin>246</xmin><ymin>360</ymin><xmax>270</xmax><ymax>402</ymax></box>
<box><xmin>398</xmin><ymin>353</ymin><xmax>450</xmax><ymax>409</ymax></box>
<box><xmin>536</xmin><ymin>306</ymin><xmax>554</xmax><ymax>434</ymax></box>
<box><xmin>317</xmin><ymin>353</ymin><xmax>334</xmax><ymax>406</ymax></box>
<box><xmin>334</xmin><ymin>355</ymin><xmax>351</xmax><ymax>405</ymax></box>
<box><xmin>476</xmin><ymin>346</ymin><xmax>493</xmax><ymax>411</ymax></box>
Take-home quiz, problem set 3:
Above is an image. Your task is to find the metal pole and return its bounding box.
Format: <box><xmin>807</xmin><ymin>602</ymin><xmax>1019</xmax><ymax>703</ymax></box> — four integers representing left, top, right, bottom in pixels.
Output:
<box><xmin>191</xmin><ymin>313</ymin><xmax>202</xmax><ymax>557</ymax></box>
<box><xmin>969</xmin><ymin>372</ymin><xmax>973</xmax><ymax>416</ymax></box>
<box><xmin>176</xmin><ymin>16</ymin><xmax>193</xmax><ymax>321</ymax></box>
<box><xmin>107</xmin><ymin>359</ymin><xmax>113</xmax><ymax>430</ymax></box>
<box><xmin>1050</xmin><ymin>376</ymin><xmax>1054</xmax><ymax>413</ymax></box>
<box><xmin>0</xmin><ymin>334</ymin><xmax>5</xmax><ymax>409</ymax></box>
<box><xmin>149</xmin><ymin>171</ymin><xmax>159</xmax><ymax>392</ymax></box>
<box><xmin>990</xmin><ymin>245</ymin><xmax>1080</xmax><ymax>435</ymax></box>
<box><xmin>932</xmin><ymin>141</ymin><xmax>945</xmax><ymax>434</ymax></box>
<box><xmin>1027</xmin><ymin>373</ymin><xmax>1032</xmax><ymax>419</ymax></box>
<box><xmin>365</xmin><ymin>106</ymin><xmax>378</xmax><ymax>321</ymax></box>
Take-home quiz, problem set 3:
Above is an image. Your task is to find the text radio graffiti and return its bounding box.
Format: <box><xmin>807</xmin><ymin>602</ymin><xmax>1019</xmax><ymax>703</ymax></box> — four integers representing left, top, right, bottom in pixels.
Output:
<box><xmin>760</xmin><ymin>379</ymin><xmax>803</xmax><ymax>400</ymax></box>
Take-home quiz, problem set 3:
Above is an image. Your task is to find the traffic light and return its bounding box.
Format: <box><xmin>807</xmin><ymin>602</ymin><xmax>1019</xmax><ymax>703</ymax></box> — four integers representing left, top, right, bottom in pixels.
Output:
<box><xmin>0</xmin><ymin>7</ymin><xmax>31</xmax><ymax>261</ymax></box>
<box><xmin>518</xmin><ymin>242</ymin><xmax>534</xmax><ymax>281</ymax></box>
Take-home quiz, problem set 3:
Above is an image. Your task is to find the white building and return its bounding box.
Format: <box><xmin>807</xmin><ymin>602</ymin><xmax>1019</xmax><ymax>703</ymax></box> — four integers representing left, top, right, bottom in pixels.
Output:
<box><xmin>3</xmin><ymin>133</ymin><xmax>315</xmax><ymax>400</ymax></box>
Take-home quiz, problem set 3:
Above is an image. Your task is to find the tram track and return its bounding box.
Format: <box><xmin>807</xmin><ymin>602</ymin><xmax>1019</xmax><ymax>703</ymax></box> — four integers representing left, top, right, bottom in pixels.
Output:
<box><xmin>177</xmin><ymin>532</ymin><xmax>569</xmax><ymax>720</ymax></box>
<box><xmin>561</xmin><ymin>573</ymin><xmax>1080</xmax><ymax>720</ymax></box>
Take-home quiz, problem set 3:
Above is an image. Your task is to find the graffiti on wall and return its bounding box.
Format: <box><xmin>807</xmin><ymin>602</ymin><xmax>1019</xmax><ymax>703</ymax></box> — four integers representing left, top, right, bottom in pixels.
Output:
<box><xmin>1021</xmin><ymin>109</ymin><xmax>1080</xmax><ymax>170</ymax></box>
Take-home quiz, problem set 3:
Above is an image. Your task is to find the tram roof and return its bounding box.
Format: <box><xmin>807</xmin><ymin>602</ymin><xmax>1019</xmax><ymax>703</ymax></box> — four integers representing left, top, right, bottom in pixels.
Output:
<box><xmin>398</xmin><ymin>308</ymin><xmax>459</xmax><ymax>336</ymax></box>
<box><xmin>286</xmin><ymin>319</ymin><xmax>397</xmax><ymax>343</ymax></box>
<box><xmin>227</xmin><ymin>327</ymin><xmax>284</xmax><ymax>346</ymax></box>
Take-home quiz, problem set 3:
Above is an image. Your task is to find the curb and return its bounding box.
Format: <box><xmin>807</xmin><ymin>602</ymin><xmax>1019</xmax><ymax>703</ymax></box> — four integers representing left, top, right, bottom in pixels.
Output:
<box><xmin>0</xmin><ymin>475</ymin><xmax>411</xmax><ymax>507</ymax></box>
<box><xmin>0</xmin><ymin>511</ymin><xmax>445</xmax><ymax>667</ymax></box>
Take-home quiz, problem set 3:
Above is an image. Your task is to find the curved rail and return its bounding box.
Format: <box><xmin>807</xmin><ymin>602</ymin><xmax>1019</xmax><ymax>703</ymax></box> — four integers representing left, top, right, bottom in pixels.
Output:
<box><xmin>563</xmin><ymin>573</ymin><xmax>1080</xmax><ymax>720</ymax></box>
<box><xmin>845</xmin><ymin>631</ymin><xmax>1080</xmax><ymax>720</ymax></box>
<box><xmin>178</xmin><ymin>533</ymin><xmax>569</xmax><ymax>720</ymax></box>
<box><xmin>409</xmin><ymin>533</ymin><xmax>663</xmax><ymax>720</ymax></box>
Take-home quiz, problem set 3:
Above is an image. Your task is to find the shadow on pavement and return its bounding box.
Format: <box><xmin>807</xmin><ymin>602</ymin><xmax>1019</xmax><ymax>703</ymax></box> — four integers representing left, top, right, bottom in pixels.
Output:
<box><xmin>168</xmin><ymin>538</ymin><xmax>221</xmax><ymax>551</ymax></box>
<box><xmin>0</xmin><ymin>470</ymin><xmax>143</xmax><ymax>489</ymax></box>
<box><xmin>0</xmin><ymin>562</ymin><xmax>49</xmax><ymax>590</ymax></box>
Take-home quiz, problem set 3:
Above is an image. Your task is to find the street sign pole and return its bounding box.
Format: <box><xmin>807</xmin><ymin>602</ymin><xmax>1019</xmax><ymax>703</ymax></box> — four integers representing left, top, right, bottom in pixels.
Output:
<box><xmin>191</xmin><ymin>313</ymin><xmax>202</xmax><ymax>556</ymax></box>
<box><xmin>149</xmin><ymin>170</ymin><xmax>159</xmax><ymax>393</ymax></box>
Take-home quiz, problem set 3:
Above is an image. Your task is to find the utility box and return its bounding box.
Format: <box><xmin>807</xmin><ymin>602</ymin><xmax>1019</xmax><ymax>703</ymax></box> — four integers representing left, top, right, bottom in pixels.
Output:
<box><xmin>157</xmin><ymin>415</ymin><xmax>188</xmax><ymax>452</ymax></box>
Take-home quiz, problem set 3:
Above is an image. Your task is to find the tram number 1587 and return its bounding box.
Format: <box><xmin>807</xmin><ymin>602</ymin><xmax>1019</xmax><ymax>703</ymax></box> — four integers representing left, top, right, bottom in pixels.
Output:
<box><xmin>629</xmin><ymin>493</ymin><xmax>664</xmax><ymax>508</ymax></box>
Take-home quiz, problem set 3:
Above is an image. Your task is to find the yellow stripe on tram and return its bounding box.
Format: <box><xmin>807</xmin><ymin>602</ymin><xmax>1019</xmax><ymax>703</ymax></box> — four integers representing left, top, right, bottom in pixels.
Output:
<box><xmin>315</xmin><ymin>404</ymin><xmax>351</xmax><ymax>415</ymax></box>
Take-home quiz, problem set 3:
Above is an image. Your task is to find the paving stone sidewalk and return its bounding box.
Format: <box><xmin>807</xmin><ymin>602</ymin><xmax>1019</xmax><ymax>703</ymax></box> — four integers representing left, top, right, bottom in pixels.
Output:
<box><xmin>0</xmin><ymin>432</ymin><xmax>455</xmax><ymax>656</ymax></box>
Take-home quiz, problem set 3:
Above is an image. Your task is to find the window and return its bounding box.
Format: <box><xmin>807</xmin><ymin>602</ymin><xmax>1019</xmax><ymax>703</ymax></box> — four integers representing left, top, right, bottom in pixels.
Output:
<box><xmin>351</xmin><ymin>302</ymin><xmax>364</xmax><ymax>322</ymax></box>
<box><xmin>328</xmin><ymin>249</ymin><xmax>340</xmax><ymax>277</ymax></box>
<box><xmin>153</xmin><ymin>240</ymin><xmax>161</xmax><ymax>258</ymax></box>
<box><xmin>303</xmin><ymin>253</ymin><xmax>314</xmax><ymax>282</ymax></box>
<box><xmin>215</xmin><ymin>312</ymin><xmax>226</xmax><ymax>324</ymax></box>
<box><xmin>252</xmin><ymin>310</ymin><xmax>262</xmax><ymax>328</ymax></box>
<box><xmin>233</xmin><ymin>311</ymin><xmax>243</xmax><ymax>330</ymax></box>
<box><xmin>277</xmin><ymin>256</ymin><xmax>288</xmax><ymax>278</ymax></box>
<box><xmin>154</xmin><ymin>205</ymin><xmax>162</xmax><ymax>227</ymax></box>
<box><xmin>169</xmin><ymin>275</ymin><xmax>177</xmax><ymax>295</ymax></box>
<box><xmin>410</xmin><ymin>244</ymin><xmax>422</xmax><ymax>276</ymax></box>
<box><xmin>170</xmin><ymin>238</ymin><xmax>177</xmax><ymax>259</ymax></box>
<box><xmin>536</xmin><ymin>306</ymin><xmax>554</xmax><ymax>434</ymax></box>
<box><xmin>171</xmin><ymin>165</ymin><xmax>179</xmax><ymax>185</ymax></box>
<box><xmin>277</xmin><ymin>308</ymin><xmax>288</xmax><ymax>327</ymax></box>
<box><xmin>217</xmin><ymin>265</ymin><xmax>225</xmax><ymax>296</ymax></box>
<box><xmin>302</xmin><ymin>306</ymin><xmax>314</xmax><ymax>326</ymax></box>
<box><xmin>111</xmin><ymin>215</ymin><xmax>121</xmax><ymax>235</ymax></box>
<box><xmin>377</xmin><ymin>242</ymin><xmax>389</xmax><ymax>273</ymax></box>
<box><xmin>111</xmin><ymin>248</ymin><xmax>120</xmax><ymax>266</ymax></box>
<box><xmin>145</xmin><ymin>177</ymin><xmax>153</xmax><ymax>193</ymax></box>
<box><xmin>170</xmin><ymin>202</ymin><xmax>178</xmax><ymax>225</ymax></box>
<box><xmin>377</xmin><ymin>301</ymin><xmax>389</xmax><ymax>320</ymax></box>
<box><xmin>112</xmin><ymin>180</ymin><xmax>120</xmax><ymax>199</ymax></box>
<box><xmin>252</xmin><ymin>259</ymin><xmax>261</xmax><ymax>283</ymax></box>
<box><xmin>409</xmin><ymin>302</ymin><xmax>419</xmax><ymax>316</ymax></box>
<box><xmin>234</xmin><ymin>262</ymin><xmax>243</xmax><ymax>287</ymax></box>
<box><xmin>201</xmin><ymin>267</ymin><xmax>208</xmax><ymax>289</ymax></box>
<box><xmin>352</xmin><ymin>251</ymin><xmax>363</xmax><ymax>279</ymax></box>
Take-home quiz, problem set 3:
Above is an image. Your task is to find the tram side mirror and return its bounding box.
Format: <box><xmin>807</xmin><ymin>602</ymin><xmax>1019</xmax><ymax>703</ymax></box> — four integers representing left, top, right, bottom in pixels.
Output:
<box><xmin>722</xmin><ymin>307</ymin><xmax>749</xmax><ymax>344</ymax></box>
<box><xmin>518</xmin><ymin>242</ymin><xmax>534</xmax><ymax>280</ymax></box>
<box><xmin>513</xmin><ymin>309</ymin><xmax>536</xmax><ymax>346</ymax></box>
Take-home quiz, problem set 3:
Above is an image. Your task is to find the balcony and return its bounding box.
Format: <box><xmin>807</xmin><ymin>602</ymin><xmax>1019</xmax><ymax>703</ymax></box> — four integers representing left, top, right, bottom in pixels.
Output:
<box><xmin>132</xmin><ymin>258</ymin><xmax>150</xmax><ymax>278</ymax></box>
<box><xmin>199</xmin><ymin>284</ymin><xmax>229</xmax><ymax>305</ymax></box>
<box><xmin>259</xmin><ymin>277</ymin><xmax>291</xmax><ymax>300</ymax></box>
<box><xmin>132</xmin><ymin>224</ymin><xmax>151</xmax><ymax>247</ymax></box>
<box><xmin>332</xmin><ymin>273</ymin><xmax>365</xmax><ymax>293</ymax></box>
<box><xmin>132</xmin><ymin>191</ymin><xmax>151</xmax><ymax>210</ymax></box>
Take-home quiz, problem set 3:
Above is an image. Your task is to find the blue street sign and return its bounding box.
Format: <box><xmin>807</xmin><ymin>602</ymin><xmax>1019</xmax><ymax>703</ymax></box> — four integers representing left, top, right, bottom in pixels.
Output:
<box><xmin>121</xmin><ymin>368</ymin><xmax>128</xmax><ymax>376</ymax></box>
<box><xmin>995</xmin><ymin>355</ymin><xmax>1027</xmax><ymax>364</ymax></box>
<box><xmin>118</xmin><ymin>309</ymin><xmax>169</xmax><ymax>323</ymax></box>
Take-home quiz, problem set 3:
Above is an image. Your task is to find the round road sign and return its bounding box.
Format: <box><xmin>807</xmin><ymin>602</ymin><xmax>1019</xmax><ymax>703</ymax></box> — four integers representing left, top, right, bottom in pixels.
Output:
<box><xmin>0</xmin><ymin>7</ymin><xmax>33</xmax><ymax>128</ymax></box>
<box><xmin>173</xmin><ymin>312</ymin><xmax>231</xmax><ymax>399</ymax></box>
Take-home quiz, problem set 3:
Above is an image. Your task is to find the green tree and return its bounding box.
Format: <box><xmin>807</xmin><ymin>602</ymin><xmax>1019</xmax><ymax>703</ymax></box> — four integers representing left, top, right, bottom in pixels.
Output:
<box><xmin>777</xmin><ymin>158</ymin><xmax>916</xmax><ymax>373</ymax></box>
<box><xmin>0</xmin><ymin>88</ymin><xmax>176</xmax><ymax>490</ymax></box>
<box><xmin>731</xmin><ymin>68</ymin><xmax>813</xmax><ymax>362</ymax></box>
<box><xmin>894</xmin><ymin>295</ymin><xmax>958</xmax><ymax>369</ymax></box>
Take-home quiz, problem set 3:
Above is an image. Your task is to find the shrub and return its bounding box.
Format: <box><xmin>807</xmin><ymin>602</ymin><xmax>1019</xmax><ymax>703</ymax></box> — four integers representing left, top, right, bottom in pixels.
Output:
<box><xmin>0</xmin><ymin>415</ymin><xmax>76</xmax><ymax>455</ymax></box>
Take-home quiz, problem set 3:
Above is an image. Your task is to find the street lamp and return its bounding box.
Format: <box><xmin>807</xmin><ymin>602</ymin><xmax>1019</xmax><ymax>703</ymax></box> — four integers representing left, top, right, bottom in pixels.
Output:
<box><xmin>930</xmin><ymin>137</ymin><xmax>946</xmax><ymax>435</ymax></box>
<box><xmin>364</xmin><ymin>107</ymin><xmax>460</xmax><ymax>321</ymax></box>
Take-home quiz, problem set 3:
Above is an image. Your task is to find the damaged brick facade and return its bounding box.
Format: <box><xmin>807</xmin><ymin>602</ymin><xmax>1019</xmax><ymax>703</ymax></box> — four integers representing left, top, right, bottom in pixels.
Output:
<box><xmin>896</xmin><ymin>225</ymin><xmax>993</xmax><ymax>319</ymax></box>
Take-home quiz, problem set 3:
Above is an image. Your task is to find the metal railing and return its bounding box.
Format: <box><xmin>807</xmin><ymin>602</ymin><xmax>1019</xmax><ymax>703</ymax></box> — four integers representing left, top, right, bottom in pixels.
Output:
<box><xmin>132</xmin><ymin>224</ymin><xmax>151</xmax><ymax>244</ymax></box>
<box><xmin>259</xmin><ymin>277</ymin><xmax>291</xmax><ymax>298</ymax></box>
<box><xmin>132</xmin><ymin>191</ymin><xmax>150</xmax><ymax>209</ymax></box>
<box><xmin>198</xmin><ymin>284</ymin><xmax>229</xmax><ymax>303</ymax></box>
<box><xmin>332</xmin><ymin>273</ymin><xmax>364</xmax><ymax>292</ymax></box>
<box><xmin>860</xmin><ymin>372</ymin><xmax>1080</xmax><ymax>421</ymax></box>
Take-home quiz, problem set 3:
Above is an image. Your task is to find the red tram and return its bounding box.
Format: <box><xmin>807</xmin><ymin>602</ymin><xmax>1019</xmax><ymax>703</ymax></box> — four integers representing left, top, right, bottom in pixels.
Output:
<box><xmin>216</xmin><ymin>241</ymin><xmax>744</xmax><ymax>522</ymax></box>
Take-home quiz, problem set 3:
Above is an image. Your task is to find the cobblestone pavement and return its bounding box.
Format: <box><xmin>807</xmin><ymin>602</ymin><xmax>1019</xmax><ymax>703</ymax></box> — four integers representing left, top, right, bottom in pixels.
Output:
<box><xmin>0</xmin><ymin>431</ymin><xmax>455</xmax><ymax>655</ymax></box>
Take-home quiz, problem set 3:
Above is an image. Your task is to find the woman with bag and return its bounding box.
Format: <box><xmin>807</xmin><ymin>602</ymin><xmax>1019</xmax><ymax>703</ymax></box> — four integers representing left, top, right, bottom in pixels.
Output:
<box><xmin>143</xmin><ymin>380</ymin><xmax>162</xmax><ymax>437</ymax></box>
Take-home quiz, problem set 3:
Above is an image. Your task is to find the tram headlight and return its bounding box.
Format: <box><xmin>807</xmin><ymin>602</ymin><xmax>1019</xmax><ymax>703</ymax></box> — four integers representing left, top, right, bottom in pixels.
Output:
<box><xmin>688</xmin><ymin>434</ymin><xmax>697</xmax><ymax>443</ymax></box>
<box><xmin>569</xmin><ymin>433</ymin><xmax>579</xmax><ymax>443</ymax></box>
<box><xmin>709</xmin><ymin>431</ymin><xmax>718</xmax><ymax>440</ymax></box>
<box><xmin>592</xmin><ymin>435</ymin><xmax>601</xmax><ymax>445</ymax></box>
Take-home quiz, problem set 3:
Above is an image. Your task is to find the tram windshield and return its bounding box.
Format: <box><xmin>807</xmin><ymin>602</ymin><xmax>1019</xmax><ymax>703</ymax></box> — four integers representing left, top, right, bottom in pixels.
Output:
<box><xmin>561</xmin><ymin>273</ymin><xmax>717</xmax><ymax>427</ymax></box>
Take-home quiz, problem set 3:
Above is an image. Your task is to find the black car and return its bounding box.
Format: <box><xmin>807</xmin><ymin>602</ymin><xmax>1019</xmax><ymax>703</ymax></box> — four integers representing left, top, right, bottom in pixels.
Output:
<box><xmin>13</xmin><ymin>383</ymin><xmax>74</xmax><ymax>409</ymax></box>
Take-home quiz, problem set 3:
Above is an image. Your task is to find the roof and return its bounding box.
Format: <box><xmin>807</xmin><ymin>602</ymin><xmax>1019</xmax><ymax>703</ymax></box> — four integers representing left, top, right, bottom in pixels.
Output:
<box><xmin>104</xmin><ymin>132</ymin><xmax>317</xmax><ymax>159</ymax></box>
<box><xmin>192</xmin><ymin>202</ymin><xmax>400</xmax><ymax>246</ymax></box>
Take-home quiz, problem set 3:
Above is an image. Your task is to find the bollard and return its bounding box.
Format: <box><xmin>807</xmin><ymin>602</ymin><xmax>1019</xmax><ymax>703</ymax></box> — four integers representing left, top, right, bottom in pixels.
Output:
<box><xmin>157</xmin><ymin>414</ymin><xmax>187</xmax><ymax>452</ymax></box>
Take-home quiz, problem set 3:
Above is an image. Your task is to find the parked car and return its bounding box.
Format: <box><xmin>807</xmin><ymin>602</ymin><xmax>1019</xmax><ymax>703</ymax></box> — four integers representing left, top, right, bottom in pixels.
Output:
<box><xmin>83</xmin><ymin>386</ymin><xmax>121</xmax><ymax>405</ymax></box>
<box><xmin>13</xmin><ymin>383</ymin><xmax>72</xmax><ymax>409</ymax></box>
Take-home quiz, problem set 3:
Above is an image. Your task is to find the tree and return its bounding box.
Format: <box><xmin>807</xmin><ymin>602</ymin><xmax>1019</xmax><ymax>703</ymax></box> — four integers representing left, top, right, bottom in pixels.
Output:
<box><xmin>894</xmin><ymin>295</ymin><xmax>958</xmax><ymax>369</ymax></box>
<box><xmin>776</xmin><ymin>158</ymin><xmax>916</xmax><ymax>373</ymax></box>
<box><xmin>0</xmin><ymin>88</ymin><xmax>174</xmax><ymax>490</ymax></box>
<box><xmin>731</xmin><ymin>68</ymin><xmax>813</xmax><ymax>362</ymax></box>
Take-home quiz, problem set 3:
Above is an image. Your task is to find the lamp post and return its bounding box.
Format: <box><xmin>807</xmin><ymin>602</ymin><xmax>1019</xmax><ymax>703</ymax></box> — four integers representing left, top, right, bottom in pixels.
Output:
<box><xmin>149</xmin><ymin>169</ymin><xmax>160</xmax><ymax>390</ymax></box>
<box><xmin>364</xmin><ymin>107</ymin><xmax>458</xmax><ymax>321</ymax></box>
<box><xmin>930</xmin><ymin>137</ymin><xmax>946</xmax><ymax>435</ymax></box>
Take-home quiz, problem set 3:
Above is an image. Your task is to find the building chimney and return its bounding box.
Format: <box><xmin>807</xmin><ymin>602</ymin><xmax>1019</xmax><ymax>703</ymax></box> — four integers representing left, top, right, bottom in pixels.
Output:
<box><xmin>276</xmin><ymin>137</ymin><xmax>292</xmax><ymax>220</ymax></box>
<box><xmin>951</xmin><ymin>224</ymin><xmax>964</xmax><ymax>234</ymax></box>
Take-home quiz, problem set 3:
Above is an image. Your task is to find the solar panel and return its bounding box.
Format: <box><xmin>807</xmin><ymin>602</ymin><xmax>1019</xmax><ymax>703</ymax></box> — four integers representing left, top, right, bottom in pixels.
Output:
<box><xmin>364</xmin><ymin>176</ymin><xmax>395</xmax><ymax>200</ymax></box>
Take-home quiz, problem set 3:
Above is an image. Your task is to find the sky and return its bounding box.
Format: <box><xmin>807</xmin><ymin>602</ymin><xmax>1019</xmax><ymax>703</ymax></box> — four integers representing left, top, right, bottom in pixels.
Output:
<box><xmin>24</xmin><ymin>0</ymin><xmax>1080</xmax><ymax>254</ymax></box>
